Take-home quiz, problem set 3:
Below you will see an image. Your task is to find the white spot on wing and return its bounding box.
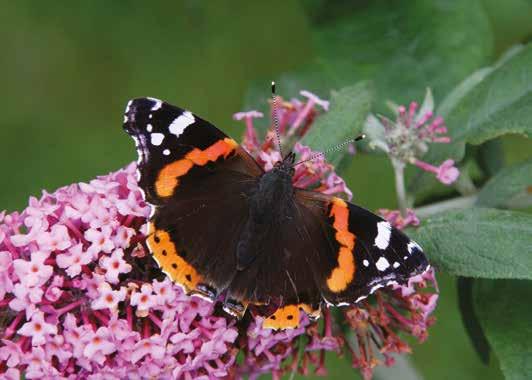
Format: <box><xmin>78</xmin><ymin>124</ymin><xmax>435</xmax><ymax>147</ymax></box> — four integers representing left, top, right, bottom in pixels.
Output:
<box><xmin>147</xmin><ymin>124</ymin><xmax>153</xmax><ymax>132</ymax></box>
<box><xmin>393</xmin><ymin>262</ymin><xmax>400</xmax><ymax>269</ymax></box>
<box><xmin>363</xmin><ymin>259</ymin><xmax>369</xmax><ymax>267</ymax></box>
<box><xmin>123</xmin><ymin>115</ymin><xmax>128</xmax><ymax>123</ymax></box>
<box><xmin>374</xmin><ymin>221</ymin><xmax>392</xmax><ymax>249</ymax></box>
<box><xmin>163</xmin><ymin>149</ymin><xmax>170</xmax><ymax>156</ymax></box>
<box><xmin>335</xmin><ymin>302</ymin><xmax>350</xmax><ymax>307</ymax></box>
<box><xmin>125</xmin><ymin>100</ymin><xmax>133</xmax><ymax>113</ymax></box>
<box><xmin>147</xmin><ymin>97</ymin><xmax>163</xmax><ymax>111</ymax></box>
<box><xmin>407</xmin><ymin>240</ymin><xmax>423</xmax><ymax>254</ymax></box>
<box><xmin>169</xmin><ymin>111</ymin><xmax>195</xmax><ymax>138</ymax></box>
<box><xmin>150</xmin><ymin>133</ymin><xmax>164</xmax><ymax>146</ymax></box>
<box><xmin>131</xmin><ymin>135</ymin><xmax>145</xmax><ymax>166</ymax></box>
<box><xmin>375</xmin><ymin>257</ymin><xmax>390</xmax><ymax>271</ymax></box>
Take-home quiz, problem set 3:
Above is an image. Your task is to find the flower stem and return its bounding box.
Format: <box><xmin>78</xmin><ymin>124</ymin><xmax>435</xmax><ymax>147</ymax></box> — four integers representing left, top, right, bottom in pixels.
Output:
<box><xmin>414</xmin><ymin>194</ymin><xmax>478</xmax><ymax>219</ymax></box>
<box><xmin>391</xmin><ymin>158</ymin><xmax>408</xmax><ymax>217</ymax></box>
<box><xmin>454</xmin><ymin>170</ymin><xmax>477</xmax><ymax>196</ymax></box>
<box><xmin>3</xmin><ymin>312</ymin><xmax>24</xmax><ymax>339</ymax></box>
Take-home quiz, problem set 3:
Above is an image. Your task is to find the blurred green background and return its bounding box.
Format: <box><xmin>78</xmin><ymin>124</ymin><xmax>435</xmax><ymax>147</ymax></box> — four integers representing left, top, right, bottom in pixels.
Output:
<box><xmin>1</xmin><ymin>1</ymin><xmax>531</xmax><ymax>379</ymax></box>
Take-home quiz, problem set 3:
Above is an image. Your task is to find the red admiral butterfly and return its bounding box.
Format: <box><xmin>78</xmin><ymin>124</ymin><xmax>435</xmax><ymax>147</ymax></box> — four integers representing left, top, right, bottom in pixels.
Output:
<box><xmin>123</xmin><ymin>97</ymin><xmax>429</xmax><ymax>329</ymax></box>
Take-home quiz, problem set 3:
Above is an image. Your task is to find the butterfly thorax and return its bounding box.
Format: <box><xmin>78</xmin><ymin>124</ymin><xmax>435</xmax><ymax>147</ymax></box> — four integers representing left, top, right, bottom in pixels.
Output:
<box><xmin>236</xmin><ymin>154</ymin><xmax>296</xmax><ymax>270</ymax></box>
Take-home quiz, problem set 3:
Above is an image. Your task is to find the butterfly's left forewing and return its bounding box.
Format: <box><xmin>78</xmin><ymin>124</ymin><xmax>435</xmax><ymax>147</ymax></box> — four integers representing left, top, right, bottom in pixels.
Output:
<box><xmin>123</xmin><ymin>97</ymin><xmax>263</xmax><ymax>299</ymax></box>
<box><xmin>123</xmin><ymin>98</ymin><xmax>262</xmax><ymax>204</ymax></box>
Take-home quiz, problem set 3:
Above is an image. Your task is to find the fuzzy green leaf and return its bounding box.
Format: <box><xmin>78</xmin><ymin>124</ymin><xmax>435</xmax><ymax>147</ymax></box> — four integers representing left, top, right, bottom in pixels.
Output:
<box><xmin>407</xmin><ymin>208</ymin><xmax>532</xmax><ymax>279</ymax></box>
<box><xmin>475</xmin><ymin>279</ymin><xmax>532</xmax><ymax>380</ymax></box>
<box><xmin>476</xmin><ymin>159</ymin><xmax>532</xmax><ymax>209</ymax></box>
<box><xmin>448</xmin><ymin>43</ymin><xmax>532</xmax><ymax>145</ymax></box>
<box><xmin>457</xmin><ymin>277</ymin><xmax>491</xmax><ymax>364</ymax></box>
<box><xmin>300</xmin><ymin>81</ymin><xmax>373</xmax><ymax>166</ymax></box>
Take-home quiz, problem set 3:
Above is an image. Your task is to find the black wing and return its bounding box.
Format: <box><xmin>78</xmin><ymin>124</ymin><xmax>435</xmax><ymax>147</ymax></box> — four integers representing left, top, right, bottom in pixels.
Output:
<box><xmin>123</xmin><ymin>97</ymin><xmax>263</xmax><ymax>298</ymax></box>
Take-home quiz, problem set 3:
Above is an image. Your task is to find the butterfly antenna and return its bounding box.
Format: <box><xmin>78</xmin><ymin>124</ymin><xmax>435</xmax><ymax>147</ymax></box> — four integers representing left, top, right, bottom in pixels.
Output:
<box><xmin>292</xmin><ymin>134</ymin><xmax>365</xmax><ymax>167</ymax></box>
<box><xmin>271</xmin><ymin>81</ymin><xmax>283</xmax><ymax>159</ymax></box>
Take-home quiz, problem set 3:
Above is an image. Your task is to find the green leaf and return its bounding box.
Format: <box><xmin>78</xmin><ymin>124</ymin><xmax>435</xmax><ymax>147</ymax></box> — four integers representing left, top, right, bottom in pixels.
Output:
<box><xmin>300</xmin><ymin>81</ymin><xmax>373</xmax><ymax>166</ymax></box>
<box><xmin>457</xmin><ymin>277</ymin><xmax>491</xmax><ymax>364</ymax></box>
<box><xmin>312</xmin><ymin>0</ymin><xmax>492</xmax><ymax>110</ymax></box>
<box><xmin>407</xmin><ymin>208</ymin><xmax>532</xmax><ymax>279</ymax></box>
<box><xmin>448</xmin><ymin>43</ymin><xmax>532</xmax><ymax>145</ymax></box>
<box><xmin>476</xmin><ymin>159</ymin><xmax>532</xmax><ymax>209</ymax></box>
<box><xmin>475</xmin><ymin>279</ymin><xmax>532</xmax><ymax>380</ymax></box>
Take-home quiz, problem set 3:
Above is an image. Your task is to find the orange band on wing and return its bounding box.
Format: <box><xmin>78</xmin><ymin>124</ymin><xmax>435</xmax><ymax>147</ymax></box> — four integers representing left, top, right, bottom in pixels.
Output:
<box><xmin>263</xmin><ymin>303</ymin><xmax>321</xmax><ymax>330</ymax></box>
<box><xmin>146</xmin><ymin>223</ymin><xmax>202</xmax><ymax>292</ymax></box>
<box><xmin>155</xmin><ymin>138</ymin><xmax>238</xmax><ymax>197</ymax></box>
<box><xmin>326</xmin><ymin>197</ymin><xmax>356</xmax><ymax>293</ymax></box>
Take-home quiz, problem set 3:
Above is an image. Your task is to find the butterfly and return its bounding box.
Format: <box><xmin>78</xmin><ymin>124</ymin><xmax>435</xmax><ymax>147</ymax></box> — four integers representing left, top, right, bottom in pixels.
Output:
<box><xmin>123</xmin><ymin>97</ymin><xmax>429</xmax><ymax>329</ymax></box>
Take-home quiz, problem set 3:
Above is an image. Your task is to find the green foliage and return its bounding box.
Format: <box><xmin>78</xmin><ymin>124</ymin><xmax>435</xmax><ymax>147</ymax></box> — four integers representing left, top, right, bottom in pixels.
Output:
<box><xmin>300</xmin><ymin>81</ymin><xmax>373</xmax><ymax>165</ymax></box>
<box><xmin>475</xmin><ymin>279</ymin><xmax>532</xmax><ymax>380</ymax></box>
<box><xmin>446</xmin><ymin>44</ymin><xmax>532</xmax><ymax>145</ymax></box>
<box><xmin>476</xmin><ymin>139</ymin><xmax>506</xmax><ymax>177</ymax></box>
<box><xmin>476</xmin><ymin>159</ymin><xmax>532</xmax><ymax>209</ymax></box>
<box><xmin>457</xmin><ymin>278</ymin><xmax>491</xmax><ymax>364</ymax></box>
<box><xmin>247</xmin><ymin>0</ymin><xmax>492</xmax><ymax>112</ymax></box>
<box><xmin>407</xmin><ymin>208</ymin><xmax>532</xmax><ymax>279</ymax></box>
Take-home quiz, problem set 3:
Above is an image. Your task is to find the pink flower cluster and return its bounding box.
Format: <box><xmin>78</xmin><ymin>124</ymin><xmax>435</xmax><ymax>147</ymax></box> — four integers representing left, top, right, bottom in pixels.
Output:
<box><xmin>0</xmin><ymin>90</ymin><xmax>438</xmax><ymax>379</ymax></box>
<box><xmin>0</xmin><ymin>165</ymin><xmax>240</xmax><ymax>379</ymax></box>
<box><xmin>365</xmin><ymin>89</ymin><xmax>460</xmax><ymax>185</ymax></box>
<box><xmin>378</xmin><ymin>208</ymin><xmax>420</xmax><ymax>230</ymax></box>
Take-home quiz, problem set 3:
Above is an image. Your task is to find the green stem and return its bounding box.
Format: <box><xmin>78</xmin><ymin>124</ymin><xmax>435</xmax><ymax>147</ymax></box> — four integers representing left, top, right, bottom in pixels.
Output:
<box><xmin>391</xmin><ymin>158</ymin><xmax>408</xmax><ymax>217</ymax></box>
<box><xmin>415</xmin><ymin>194</ymin><xmax>478</xmax><ymax>219</ymax></box>
<box><xmin>454</xmin><ymin>170</ymin><xmax>477</xmax><ymax>196</ymax></box>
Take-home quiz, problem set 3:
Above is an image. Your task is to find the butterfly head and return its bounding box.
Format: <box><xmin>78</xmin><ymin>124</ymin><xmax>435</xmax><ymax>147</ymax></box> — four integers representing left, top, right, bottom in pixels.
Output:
<box><xmin>273</xmin><ymin>151</ymin><xmax>296</xmax><ymax>177</ymax></box>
